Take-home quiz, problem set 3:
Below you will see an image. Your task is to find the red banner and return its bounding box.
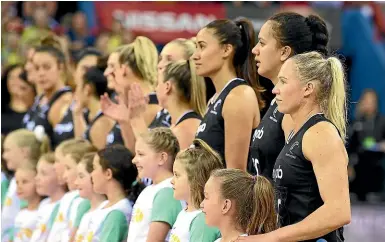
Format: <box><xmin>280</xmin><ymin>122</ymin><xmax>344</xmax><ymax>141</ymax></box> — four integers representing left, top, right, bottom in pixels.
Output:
<box><xmin>95</xmin><ymin>2</ymin><xmax>226</xmax><ymax>43</ymax></box>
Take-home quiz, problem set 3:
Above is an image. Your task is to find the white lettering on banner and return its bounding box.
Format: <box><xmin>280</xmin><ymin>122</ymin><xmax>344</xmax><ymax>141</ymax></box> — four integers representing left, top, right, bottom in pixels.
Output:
<box><xmin>113</xmin><ymin>10</ymin><xmax>217</xmax><ymax>33</ymax></box>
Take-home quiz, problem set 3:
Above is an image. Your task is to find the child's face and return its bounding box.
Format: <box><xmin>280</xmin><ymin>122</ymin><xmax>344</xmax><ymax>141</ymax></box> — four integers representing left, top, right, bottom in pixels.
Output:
<box><xmin>91</xmin><ymin>155</ymin><xmax>109</xmax><ymax>195</ymax></box>
<box><xmin>54</xmin><ymin>150</ymin><xmax>68</xmax><ymax>186</ymax></box>
<box><xmin>132</xmin><ymin>139</ymin><xmax>162</xmax><ymax>180</ymax></box>
<box><xmin>62</xmin><ymin>154</ymin><xmax>78</xmax><ymax>191</ymax></box>
<box><xmin>171</xmin><ymin>159</ymin><xmax>190</xmax><ymax>202</ymax></box>
<box><xmin>201</xmin><ymin>176</ymin><xmax>224</xmax><ymax>227</ymax></box>
<box><xmin>16</xmin><ymin>169</ymin><xmax>38</xmax><ymax>200</ymax></box>
<box><xmin>35</xmin><ymin>159</ymin><xmax>60</xmax><ymax>196</ymax></box>
<box><xmin>2</xmin><ymin>138</ymin><xmax>28</xmax><ymax>171</ymax></box>
<box><xmin>75</xmin><ymin>162</ymin><xmax>93</xmax><ymax>199</ymax></box>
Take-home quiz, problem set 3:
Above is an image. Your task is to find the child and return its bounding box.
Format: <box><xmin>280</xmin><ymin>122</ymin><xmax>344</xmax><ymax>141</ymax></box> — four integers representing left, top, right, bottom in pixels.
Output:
<box><xmin>127</xmin><ymin>127</ymin><xmax>184</xmax><ymax>242</ymax></box>
<box><xmin>47</xmin><ymin>139</ymin><xmax>96</xmax><ymax>242</ymax></box>
<box><xmin>73</xmin><ymin>152</ymin><xmax>108</xmax><ymax>242</ymax></box>
<box><xmin>30</xmin><ymin>153</ymin><xmax>67</xmax><ymax>242</ymax></box>
<box><xmin>2</xmin><ymin>129</ymin><xmax>50</xmax><ymax>241</ymax></box>
<box><xmin>11</xmin><ymin>163</ymin><xmax>43</xmax><ymax>242</ymax></box>
<box><xmin>202</xmin><ymin>169</ymin><xmax>277</xmax><ymax>241</ymax></box>
<box><xmin>86</xmin><ymin>144</ymin><xmax>138</xmax><ymax>241</ymax></box>
<box><xmin>170</xmin><ymin>139</ymin><xmax>223</xmax><ymax>242</ymax></box>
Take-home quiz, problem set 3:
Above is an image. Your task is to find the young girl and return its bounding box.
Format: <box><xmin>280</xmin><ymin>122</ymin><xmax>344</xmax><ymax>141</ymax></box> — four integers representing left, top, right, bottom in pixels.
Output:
<box><xmin>73</xmin><ymin>152</ymin><xmax>108</xmax><ymax>242</ymax></box>
<box><xmin>1</xmin><ymin>129</ymin><xmax>50</xmax><ymax>241</ymax></box>
<box><xmin>127</xmin><ymin>127</ymin><xmax>184</xmax><ymax>242</ymax></box>
<box><xmin>202</xmin><ymin>169</ymin><xmax>277</xmax><ymax>242</ymax></box>
<box><xmin>11</xmin><ymin>163</ymin><xmax>43</xmax><ymax>242</ymax></box>
<box><xmin>170</xmin><ymin>139</ymin><xmax>223</xmax><ymax>242</ymax></box>
<box><xmin>86</xmin><ymin>144</ymin><xmax>138</xmax><ymax>242</ymax></box>
<box><xmin>30</xmin><ymin>153</ymin><xmax>67</xmax><ymax>242</ymax></box>
<box><xmin>47</xmin><ymin>139</ymin><xmax>96</xmax><ymax>242</ymax></box>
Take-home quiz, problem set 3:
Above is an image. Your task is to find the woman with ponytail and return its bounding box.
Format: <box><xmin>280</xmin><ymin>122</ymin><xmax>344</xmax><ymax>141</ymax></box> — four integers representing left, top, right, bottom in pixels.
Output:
<box><xmin>192</xmin><ymin>18</ymin><xmax>264</xmax><ymax>170</ymax></box>
<box><xmin>22</xmin><ymin>34</ymin><xmax>73</xmax><ymax>149</ymax></box>
<box><xmin>238</xmin><ymin>52</ymin><xmax>351</xmax><ymax>242</ymax></box>
<box><xmin>100</xmin><ymin>36</ymin><xmax>171</xmax><ymax>152</ymax></box>
<box><xmin>250</xmin><ymin>12</ymin><xmax>330</xmax><ymax>177</ymax></box>
<box><xmin>202</xmin><ymin>169</ymin><xmax>277</xmax><ymax>242</ymax></box>
<box><xmin>156</xmin><ymin>60</ymin><xmax>206</xmax><ymax>149</ymax></box>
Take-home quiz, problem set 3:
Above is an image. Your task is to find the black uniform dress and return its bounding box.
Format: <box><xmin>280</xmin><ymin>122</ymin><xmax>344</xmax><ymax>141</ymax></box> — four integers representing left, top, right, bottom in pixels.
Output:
<box><xmin>52</xmin><ymin>101</ymin><xmax>89</xmax><ymax>147</ymax></box>
<box><xmin>196</xmin><ymin>78</ymin><xmax>255</xmax><ymax>168</ymax></box>
<box><xmin>175</xmin><ymin>110</ymin><xmax>201</xmax><ymax>126</ymax></box>
<box><xmin>105</xmin><ymin>92</ymin><xmax>171</xmax><ymax>146</ymax></box>
<box><xmin>22</xmin><ymin>86</ymin><xmax>72</xmax><ymax>148</ymax></box>
<box><xmin>273</xmin><ymin>113</ymin><xmax>344</xmax><ymax>242</ymax></box>
<box><xmin>249</xmin><ymin>98</ymin><xmax>285</xmax><ymax>177</ymax></box>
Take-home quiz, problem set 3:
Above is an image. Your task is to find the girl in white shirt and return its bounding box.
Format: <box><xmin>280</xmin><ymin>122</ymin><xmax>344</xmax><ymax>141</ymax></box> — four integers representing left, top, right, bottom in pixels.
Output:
<box><xmin>127</xmin><ymin>128</ymin><xmax>184</xmax><ymax>242</ymax></box>
<box><xmin>86</xmin><ymin>144</ymin><xmax>138</xmax><ymax>242</ymax></box>
<box><xmin>47</xmin><ymin>139</ymin><xmax>96</xmax><ymax>242</ymax></box>
<box><xmin>12</xmin><ymin>163</ymin><xmax>43</xmax><ymax>242</ymax></box>
<box><xmin>170</xmin><ymin>139</ymin><xmax>223</xmax><ymax>242</ymax></box>
<box><xmin>2</xmin><ymin>128</ymin><xmax>50</xmax><ymax>242</ymax></box>
<box><xmin>31</xmin><ymin>153</ymin><xmax>66</xmax><ymax>242</ymax></box>
<box><xmin>202</xmin><ymin>169</ymin><xmax>277</xmax><ymax>242</ymax></box>
<box><xmin>74</xmin><ymin>152</ymin><xmax>107</xmax><ymax>242</ymax></box>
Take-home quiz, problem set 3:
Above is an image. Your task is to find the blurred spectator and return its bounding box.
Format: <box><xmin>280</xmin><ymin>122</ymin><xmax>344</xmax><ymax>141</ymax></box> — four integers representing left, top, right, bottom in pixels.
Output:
<box><xmin>348</xmin><ymin>89</ymin><xmax>385</xmax><ymax>202</ymax></box>
<box><xmin>95</xmin><ymin>32</ymin><xmax>110</xmax><ymax>55</ymax></box>
<box><xmin>67</xmin><ymin>11</ymin><xmax>96</xmax><ymax>54</ymax></box>
<box><xmin>1</xmin><ymin>31</ymin><xmax>23</xmax><ymax>67</ymax></box>
<box><xmin>22</xmin><ymin>1</ymin><xmax>58</xmax><ymax>23</ymax></box>
<box><xmin>21</xmin><ymin>7</ymin><xmax>56</xmax><ymax>44</ymax></box>
<box><xmin>1</xmin><ymin>64</ymin><xmax>36</xmax><ymax>135</ymax></box>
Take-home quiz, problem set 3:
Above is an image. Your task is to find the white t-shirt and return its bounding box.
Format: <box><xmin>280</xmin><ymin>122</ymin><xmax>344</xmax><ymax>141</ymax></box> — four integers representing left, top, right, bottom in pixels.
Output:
<box><xmin>74</xmin><ymin>200</ymin><xmax>108</xmax><ymax>242</ymax></box>
<box><xmin>127</xmin><ymin>177</ymin><xmax>184</xmax><ymax>242</ymax></box>
<box><xmin>86</xmin><ymin>198</ymin><xmax>132</xmax><ymax>242</ymax></box>
<box><xmin>1</xmin><ymin>177</ymin><xmax>22</xmax><ymax>242</ymax></box>
<box><xmin>13</xmin><ymin>208</ymin><xmax>39</xmax><ymax>242</ymax></box>
<box><xmin>47</xmin><ymin>190</ymin><xmax>80</xmax><ymax>242</ymax></box>
<box><xmin>169</xmin><ymin>209</ymin><xmax>202</xmax><ymax>242</ymax></box>
<box><xmin>30</xmin><ymin>198</ymin><xmax>61</xmax><ymax>242</ymax></box>
<box><xmin>214</xmin><ymin>234</ymin><xmax>248</xmax><ymax>242</ymax></box>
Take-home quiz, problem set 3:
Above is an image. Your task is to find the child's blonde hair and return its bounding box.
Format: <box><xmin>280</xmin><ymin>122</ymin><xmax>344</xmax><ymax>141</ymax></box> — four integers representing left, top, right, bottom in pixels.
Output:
<box><xmin>176</xmin><ymin>139</ymin><xmax>223</xmax><ymax>209</ymax></box>
<box><xmin>139</xmin><ymin>127</ymin><xmax>180</xmax><ymax>167</ymax></box>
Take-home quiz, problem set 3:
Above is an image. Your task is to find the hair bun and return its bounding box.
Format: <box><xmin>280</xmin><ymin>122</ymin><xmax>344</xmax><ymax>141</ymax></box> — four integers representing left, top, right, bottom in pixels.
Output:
<box><xmin>305</xmin><ymin>15</ymin><xmax>329</xmax><ymax>56</ymax></box>
<box><xmin>40</xmin><ymin>34</ymin><xmax>63</xmax><ymax>52</ymax></box>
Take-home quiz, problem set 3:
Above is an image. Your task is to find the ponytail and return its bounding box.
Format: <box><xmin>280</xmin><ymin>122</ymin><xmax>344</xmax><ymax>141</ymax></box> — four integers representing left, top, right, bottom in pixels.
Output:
<box><xmin>326</xmin><ymin>57</ymin><xmax>347</xmax><ymax>142</ymax></box>
<box><xmin>235</xmin><ymin>18</ymin><xmax>265</xmax><ymax>109</ymax></box>
<box><xmin>188</xmin><ymin>60</ymin><xmax>207</xmax><ymax>117</ymax></box>
<box><xmin>205</xmin><ymin>18</ymin><xmax>265</xmax><ymax>109</ymax></box>
<box><xmin>290</xmin><ymin>52</ymin><xmax>347</xmax><ymax>143</ymax></box>
<box><xmin>119</xmin><ymin>36</ymin><xmax>158</xmax><ymax>88</ymax></box>
<box><xmin>248</xmin><ymin>175</ymin><xmax>277</xmax><ymax>234</ymax></box>
<box><xmin>164</xmin><ymin>60</ymin><xmax>207</xmax><ymax>117</ymax></box>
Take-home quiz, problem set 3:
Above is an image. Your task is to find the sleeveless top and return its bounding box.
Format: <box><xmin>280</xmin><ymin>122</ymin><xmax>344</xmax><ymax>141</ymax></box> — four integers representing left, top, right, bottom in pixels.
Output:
<box><xmin>175</xmin><ymin>110</ymin><xmax>202</xmax><ymax>126</ymax></box>
<box><xmin>273</xmin><ymin>114</ymin><xmax>344</xmax><ymax>242</ymax></box>
<box><xmin>52</xmin><ymin>101</ymin><xmax>90</xmax><ymax>148</ymax></box>
<box><xmin>249</xmin><ymin>98</ymin><xmax>285</xmax><ymax>177</ymax></box>
<box><xmin>83</xmin><ymin>110</ymin><xmax>104</xmax><ymax>142</ymax></box>
<box><xmin>196</xmin><ymin>78</ymin><xmax>254</xmax><ymax>166</ymax></box>
<box><xmin>22</xmin><ymin>86</ymin><xmax>72</xmax><ymax>148</ymax></box>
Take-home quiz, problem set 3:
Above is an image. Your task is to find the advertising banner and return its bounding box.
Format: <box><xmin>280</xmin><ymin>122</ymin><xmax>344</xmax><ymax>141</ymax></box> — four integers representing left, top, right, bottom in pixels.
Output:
<box><xmin>95</xmin><ymin>2</ymin><xmax>226</xmax><ymax>43</ymax></box>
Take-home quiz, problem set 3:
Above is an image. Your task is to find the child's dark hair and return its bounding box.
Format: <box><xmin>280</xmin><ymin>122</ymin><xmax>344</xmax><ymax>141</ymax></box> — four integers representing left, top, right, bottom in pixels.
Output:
<box><xmin>83</xmin><ymin>66</ymin><xmax>108</xmax><ymax>97</ymax></box>
<box><xmin>97</xmin><ymin>144</ymin><xmax>143</xmax><ymax>202</ymax></box>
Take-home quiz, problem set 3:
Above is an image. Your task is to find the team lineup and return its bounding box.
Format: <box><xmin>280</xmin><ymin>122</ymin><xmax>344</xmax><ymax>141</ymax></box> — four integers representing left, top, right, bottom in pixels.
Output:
<box><xmin>2</xmin><ymin>10</ymin><xmax>350</xmax><ymax>242</ymax></box>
